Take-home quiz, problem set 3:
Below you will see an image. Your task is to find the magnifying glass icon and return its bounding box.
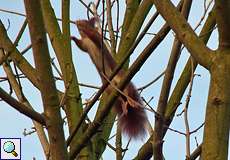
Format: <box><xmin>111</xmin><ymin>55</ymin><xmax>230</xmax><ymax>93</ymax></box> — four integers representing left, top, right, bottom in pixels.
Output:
<box><xmin>3</xmin><ymin>141</ymin><xmax>18</xmax><ymax>157</ymax></box>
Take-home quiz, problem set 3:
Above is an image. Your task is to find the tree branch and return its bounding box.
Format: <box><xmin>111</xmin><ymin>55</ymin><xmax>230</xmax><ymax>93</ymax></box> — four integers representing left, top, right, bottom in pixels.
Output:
<box><xmin>116</xmin><ymin>0</ymin><xmax>153</xmax><ymax>65</ymax></box>
<box><xmin>152</xmin><ymin>0</ymin><xmax>214</xmax><ymax>69</ymax></box>
<box><xmin>1</xmin><ymin>56</ymin><xmax>50</xmax><ymax>157</ymax></box>
<box><xmin>24</xmin><ymin>0</ymin><xmax>68</xmax><ymax>159</ymax></box>
<box><xmin>190</xmin><ymin>144</ymin><xmax>202</xmax><ymax>160</ymax></box>
<box><xmin>0</xmin><ymin>20</ymin><xmax>39</xmax><ymax>88</ymax></box>
<box><xmin>0</xmin><ymin>87</ymin><xmax>46</xmax><ymax>125</ymax></box>
<box><xmin>153</xmin><ymin>1</ymin><xmax>193</xmax><ymax>159</ymax></box>
<box><xmin>215</xmin><ymin>0</ymin><xmax>230</xmax><ymax>48</ymax></box>
<box><xmin>133</xmin><ymin>7</ymin><xmax>216</xmax><ymax>160</ymax></box>
<box><xmin>40</xmin><ymin>0</ymin><xmax>85</xmax><ymax>154</ymax></box>
<box><xmin>106</xmin><ymin>0</ymin><xmax>116</xmax><ymax>55</ymax></box>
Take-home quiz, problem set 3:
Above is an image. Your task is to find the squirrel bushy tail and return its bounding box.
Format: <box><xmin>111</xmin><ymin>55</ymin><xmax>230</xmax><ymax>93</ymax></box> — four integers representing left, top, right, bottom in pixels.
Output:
<box><xmin>114</xmin><ymin>83</ymin><xmax>148</xmax><ymax>139</ymax></box>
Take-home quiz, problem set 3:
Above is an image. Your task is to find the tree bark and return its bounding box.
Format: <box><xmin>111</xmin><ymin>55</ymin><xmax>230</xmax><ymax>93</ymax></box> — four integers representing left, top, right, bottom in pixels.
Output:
<box><xmin>24</xmin><ymin>0</ymin><xmax>68</xmax><ymax>159</ymax></box>
<box><xmin>202</xmin><ymin>52</ymin><xmax>230</xmax><ymax>160</ymax></box>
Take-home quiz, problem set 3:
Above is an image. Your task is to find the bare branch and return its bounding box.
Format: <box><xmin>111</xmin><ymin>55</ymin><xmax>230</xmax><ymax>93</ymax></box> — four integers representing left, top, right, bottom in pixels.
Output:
<box><xmin>116</xmin><ymin>126</ymin><xmax>122</xmax><ymax>160</ymax></box>
<box><xmin>106</xmin><ymin>0</ymin><xmax>116</xmax><ymax>55</ymax></box>
<box><xmin>24</xmin><ymin>1</ymin><xmax>68</xmax><ymax>159</ymax></box>
<box><xmin>153</xmin><ymin>1</ymin><xmax>193</xmax><ymax>159</ymax></box>
<box><xmin>152</xmin><ymin>0</ymin><xmax>214</xmax><ymax>69</ymax></box>
<box><xmin>215</xmin><ymin>0</ymin><xmax>230</xmax><ymax>48</ymax></box>
<box><xmin>0</xmin><ymin>87</ymin><xmax>46</xmax><ymax>125</ymax></box>
<box><xmin>138</xmin><ymin>71</ymin><xmax>165</xmax><ymax>91</ymax></box>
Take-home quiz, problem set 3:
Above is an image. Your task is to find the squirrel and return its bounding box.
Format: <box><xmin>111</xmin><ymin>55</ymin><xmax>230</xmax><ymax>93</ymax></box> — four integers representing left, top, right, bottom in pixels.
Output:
<box><xmin>71</xmin><ymin>17</ymin><xmax>148</xmax><ymax>139</ymax></box>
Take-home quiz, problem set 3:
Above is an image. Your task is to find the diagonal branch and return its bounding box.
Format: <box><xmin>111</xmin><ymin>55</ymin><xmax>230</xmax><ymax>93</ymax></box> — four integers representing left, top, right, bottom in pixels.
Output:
<box><xmin>152</xmin><ymin>0</ymin><xmax>214</xmax><ymax>69</ymax></box>
<box><xmin>0</xmin><ymin>20</ymin><xmax>39</xmax><ymax>88</ymax></box>
<box><xmin>0</xmin><ymin>87</ymin><xmax>46</xmax><ymax>125</ymax></box>
<box><xmin>116</xmin><ymin>0</ymin><xmax>153</xmax><ymax>64</ymax></box>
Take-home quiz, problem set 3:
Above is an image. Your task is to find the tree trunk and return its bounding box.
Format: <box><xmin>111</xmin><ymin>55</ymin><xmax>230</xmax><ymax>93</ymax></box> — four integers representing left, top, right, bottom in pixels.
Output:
<box><xmin>202</xmin><ymin>52</ymin><xmax>230</xmax><ymax>160</ymax></box>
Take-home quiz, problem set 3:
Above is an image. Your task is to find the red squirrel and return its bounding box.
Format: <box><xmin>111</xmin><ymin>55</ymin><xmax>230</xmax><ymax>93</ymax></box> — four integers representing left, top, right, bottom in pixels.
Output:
<box><xmin>71</xmin><ymin>18</ymin><xmax>148</xmax><ymax>139</ymax></box>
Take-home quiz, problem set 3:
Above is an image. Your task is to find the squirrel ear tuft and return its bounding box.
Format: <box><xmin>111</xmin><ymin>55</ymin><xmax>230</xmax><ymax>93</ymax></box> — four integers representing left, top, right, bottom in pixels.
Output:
<box><xmin>89</xmin><ymin>17</ymin><xmax>100</xmax><ymax>28</ymax></box>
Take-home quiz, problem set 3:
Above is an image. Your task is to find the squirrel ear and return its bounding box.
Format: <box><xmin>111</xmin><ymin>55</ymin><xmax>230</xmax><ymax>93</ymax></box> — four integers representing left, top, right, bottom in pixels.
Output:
<box><xmin>89</xmin><ymin>17</ymin><xmax>99</xmax><ymax>25</ymax></box>
<box><xmin>71</xmin><ymin>36</ymin><xmax>88</xmax><ymax>52</ymax></box>
<box><xmin>88</xmin><ymin>16</ymin><xmax>101</xmax><ymax>31</ymax></box>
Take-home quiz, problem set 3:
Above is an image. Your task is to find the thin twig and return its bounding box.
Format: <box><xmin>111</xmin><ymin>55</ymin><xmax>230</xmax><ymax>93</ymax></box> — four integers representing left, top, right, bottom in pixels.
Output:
<box><xmin>104</xmin><ymin>140</ymin><xmax>117</xmax><ymax>152</ymax></box>
<box><xmin>108</xmin><ymin>133</ymin><xmax>116</xmax><ymax>141</ymax></box>
<box><xmin>138</xmin><ymin>71</ymin><xmax>165</xmax><ymax>91</ymax></box>
<box><xmin>190</xmin><ymin>122</ymin><xmax>204</xmax><ymax>135</ymax></box>
<box><xmin>142</xmin><ymin>97</ymin><xmax>158</xmax><ymax>115</ymax></box>
<box><xmin>106</xmin><ymin>0</ymin><xmax>116</xmax><ymax>55</ymax></box>
<box><xmin>78</xmin><ymin>0</ymin><xmax>94</xmax><ymax>15</ymax></box>
<box><xmin>122</xmin><ymin>138</ymin><xmax>131</xmax><ymax>159</ymax></box>
<box><xmin>21</xmin><ymin>44</ymin><xmax>32</xmax><ymax>55</ymax></box>
<box><xmin>13</xmin><ymin>19</ymin><xmax>27</xmax><ymax>46</ymax></box>
<box><xmin>194</xmin><ymin>137</ymin><xmax>199</xmax><ymax>147</ymax></box>
<box><xmin>193</xmin><ymin>0</ymin><xmax>214</xmax><ymax>31</ymax></box>
<box><xmin>0</xmin><ymin>8</ymin><xmax>75</xmax><ymax>24</ymax></box>
<box><xmin>115</xmin><ymin>0</ymin><xmax>119</xmax><ymax>45</ymax></box>
<box><xmin>166</xmin><ymin>126</ymin><xmax>186</xmax><ymax>136</ymax></box>
<box><xmin>0</xmin><ymin>87</ymin><xmax>46</xmax><ymax>125</ymax></box>
<box><xmin>101</xmin><ymin>73</ymin><xmax>143</xmax><ymax>109</ymax></box>
<box><xmin>51</xmin><ymin>58</ymin><xmax>63</xmax><ymax>79</ymax></box>
<box><xmin>184</xmin><ymin>58</ymin><xmax>195</xmax><ymax>160</ymax></box>
<box><xmin>77</xmin><ymin>82</ymin><xmax>100</xmax><ymax>89</ymax></box>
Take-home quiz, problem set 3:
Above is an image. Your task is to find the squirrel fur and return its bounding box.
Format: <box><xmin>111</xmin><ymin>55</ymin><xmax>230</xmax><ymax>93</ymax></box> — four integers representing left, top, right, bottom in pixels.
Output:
<box><xmin>72</xmin><ymin>17</ymin><xmax>148</xmax><ymax>139</ymax></box>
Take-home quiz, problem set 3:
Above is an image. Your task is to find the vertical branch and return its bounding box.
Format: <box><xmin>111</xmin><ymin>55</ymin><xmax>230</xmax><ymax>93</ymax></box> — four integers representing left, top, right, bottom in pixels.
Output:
<box><xmin>215</xmin><ymin>0</ymin><xmax>230</xmax><ymax>48</ymax></box>
<box><xmin>0</xmin><ymin>22</ymin><xmax>39</xmax><ymax>89</ymax></box>
<box><xmin>118</xmin><ymin>0</ymin><xmax>140</xmax><ymax>52</ymax></box>
<box><xmin>62</xmin><ymin>0</ymin><xmax>70</xmax><ymax>37</ymax></box>
<box><xmin>41</xmin><ymin>1</ymin><xmax>85</xmax><ymax>155</ymax></box>
<box><xmin>115</xmin><ymin>0</ymin><xmax>119</xmax><ymax>45</ymax></box>
<box><xmin>24</xmin><ymin>1</ymin><xmax>68</xmax><ymax>159</ymax></box>
<box><xmin>116</xmin><ymin>126</ymin><xmax>122</xmax><ymax>160</ymax></box>
<box><xmin>101</xmin><ymin>0</ymin><xmax>106</xmax><ymax>74</ymax></box>
<box><xmin>153</xmin><ymin>1</ymin><xmax>192</xmax><ymax>159</ymax></box>
<box><xmin>116</xmin><ymin>0</ymin><xmax>152</xmax><ymax>65</ymax></box>
<box><xmin>106</xmin><ymin>0</ymin><xmax>116</xmax><ymax>55</ymax></box>
<box><xmin>165</xmin><ymin>8</ymin><xmax>216</xmax><ymax>120</ymax></box>
<box><xmin>133</xmin><ymin>7</ymin><xmax>216</xmax><ymax>160</ymax></box>
<box><xmin>184</xmin><ymin>58</ymin><xmax>195</xmax><ymax>160</ymax></box>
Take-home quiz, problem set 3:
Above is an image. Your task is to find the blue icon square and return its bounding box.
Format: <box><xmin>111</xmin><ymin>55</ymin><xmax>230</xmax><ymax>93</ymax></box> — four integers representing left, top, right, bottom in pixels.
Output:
<box><xmin>0</xmin><ymin>138</ymin><xmax>21</xmax><ymax>160</ymax></box>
